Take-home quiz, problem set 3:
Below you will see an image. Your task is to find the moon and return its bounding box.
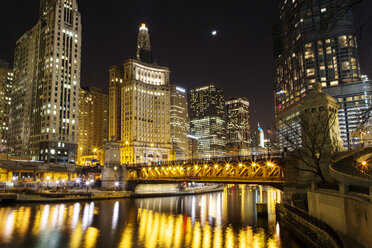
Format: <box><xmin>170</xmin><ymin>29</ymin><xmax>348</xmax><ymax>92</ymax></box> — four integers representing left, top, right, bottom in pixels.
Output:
<box><xmin>211</xmin><ymin>30</ymin><xmax>217</xmax><ymax>36</ymax></box>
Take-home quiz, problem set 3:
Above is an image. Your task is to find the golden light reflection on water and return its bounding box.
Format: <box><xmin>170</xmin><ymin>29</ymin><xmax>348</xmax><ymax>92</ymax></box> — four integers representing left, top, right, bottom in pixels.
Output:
<box><xmin>119</xmin><ymin>225</ymin><xmax>133</xmax><ymax>248</ymax></box>
<box><xmin>0</xmin><ymin>186</ymin><xmax>285</xmax><ymax>248</ymax></box>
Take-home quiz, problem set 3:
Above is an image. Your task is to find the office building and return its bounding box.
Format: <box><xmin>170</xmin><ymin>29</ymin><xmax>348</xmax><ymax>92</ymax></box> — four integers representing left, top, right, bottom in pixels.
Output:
<box><xmin>109</xmin><ymin>24</ymin><xmax>172</xmax><ymax>164</ymax></box>
<box><xmin>323</xmin><ymin>76</ymin><xmax>372</xmax><ymax>148</ymax></box>
<box><xmin>108</xmin><ymin>65</ymin><xmax>123</xmax><ymax>141</ymax></box>
<box><xmin>9</xmin><ymin>0</ymin><xmax>81</xmax><ymax>163</ymax></box>
<box><xmin>258</xmin><ymin>123</ymin><xmax>265</xmax><ymax>148</ymax></box>
<box><xmin>0</xmin><ymin>60</ymin><xmax>13</xmax><ymax>153</ymax></box>
<box><xmin>170</xmin><ymin>85</ymin><xmax>189</xmax><ymax>158</ymax></box>
<box><xmin>77</xmin><ymin>87</ymin><xmax>108</xmax><ymax>165</ymax></box>
<box><xmin>273</xmin><ymin>0</ymin><xmax>369</xmax><ymax>148</ymax></box>
<box><xmin>225</xmin><ymin>97</ymin><xmax>250</xmax><ymax>154</ymax></box>
<box><xmin>189</xmin><ymin>84</ymin><xmax>226</xmax><ymax>155</ymax></box>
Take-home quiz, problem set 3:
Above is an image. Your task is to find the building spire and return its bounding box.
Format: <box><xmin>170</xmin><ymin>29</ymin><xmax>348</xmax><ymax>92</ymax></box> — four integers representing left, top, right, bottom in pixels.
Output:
<box><xmin>136</xmin><ymin>23</ymin><xmax>154</xmax><ymax>63</ymax></box>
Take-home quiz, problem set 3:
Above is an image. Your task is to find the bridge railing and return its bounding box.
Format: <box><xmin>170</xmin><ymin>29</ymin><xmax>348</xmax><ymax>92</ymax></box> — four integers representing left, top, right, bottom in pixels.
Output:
<box><xmin>278</xmin><ymin>203</ymin><xmax>344</xmax><ymax>248</ymax></box>
<box><xmin>331</xmin><ymin>147</ymin><xmax>372</xmax><ymax>181</ymax></box>
<box><xmin>124</xmin><ymin>152</ymin><xmax>284</xmax><ymax>168</ymax></box>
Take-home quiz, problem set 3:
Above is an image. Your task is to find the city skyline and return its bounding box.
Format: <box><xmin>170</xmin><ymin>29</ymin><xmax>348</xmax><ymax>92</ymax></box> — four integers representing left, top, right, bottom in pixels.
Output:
<box><xmin>1</xmin><ymin>0</ymin><xmax>371</xmax><ymax>131</ymax></box>
<box><xmin>0</xmin><ymin>2</ymin><xmax>372</xmax><ymax>248</ymax></box>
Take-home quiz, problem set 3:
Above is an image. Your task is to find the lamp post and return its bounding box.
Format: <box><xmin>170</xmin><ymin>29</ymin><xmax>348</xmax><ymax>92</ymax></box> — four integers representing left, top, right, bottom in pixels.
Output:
<box><xmin>86</xmin><ymin>181</ymin><xmax>90</xmax><ymax>192</ymax></box>
<box><xmin>11</xmin><ymin>176</ymin><xmax>16</xmax><ymax>187</ymax></box>
<box><xmin>114</xmin><ymin>181</ymin><xmax>119</xmax><ymax>191</ymax></box>
<box><xmin>46</xmin><ymin>176</ymin><xmax>50</xmax><ymax>188</ymax></box>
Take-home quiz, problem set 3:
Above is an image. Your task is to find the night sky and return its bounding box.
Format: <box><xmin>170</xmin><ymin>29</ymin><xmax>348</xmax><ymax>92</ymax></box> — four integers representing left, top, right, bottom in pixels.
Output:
<box><xmin>1</xmin><ymin>0</ymin><xmax>372</xmax><ymax>132</ymax></box>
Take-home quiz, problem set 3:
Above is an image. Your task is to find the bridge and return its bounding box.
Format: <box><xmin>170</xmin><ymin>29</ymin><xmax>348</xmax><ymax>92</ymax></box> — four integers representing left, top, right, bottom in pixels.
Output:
<box><xmin>123</xmin><ymin>154</ymin><xmax>285</xmax><ymax>186</ymax></box>
<box><xmin>0</xmin><ymin>152</ymin><xmax>285</xmax><ymax>189</ymax></box>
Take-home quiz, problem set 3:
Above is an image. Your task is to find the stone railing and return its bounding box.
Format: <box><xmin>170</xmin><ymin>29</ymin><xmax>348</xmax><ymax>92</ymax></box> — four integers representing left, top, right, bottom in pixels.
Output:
<box><xmin>277</xmin><ymin>203</ymin><xmax>344</xmax><ymax>248</ymax></box>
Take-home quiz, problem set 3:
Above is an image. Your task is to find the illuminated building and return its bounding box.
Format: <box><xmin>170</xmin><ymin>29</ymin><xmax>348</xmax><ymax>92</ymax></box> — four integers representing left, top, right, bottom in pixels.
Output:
<box><xmin>277</xmin><ymin>84</ymin><xmax>344</xmax><ymax>154</ymax></box>
<box><xmin>0</xmin><ymin>60</ymin><xmax>13</xmax><ymax>153</ymax></box>
<box><xmin>170</xmin><ymin>85</ymin><xmax>189</xmax><ymax>158</ymax></box>
<box><xmin>274</xmin><ymin>0</ymin><xmax>369</xmax><ymax>149</ymax></box>
<box><xmin>109</xmin><ymin>66</ymin><xmax>124</xmax><ymax>141</ymax></box>
<box><xmin>190</xmin><ymin>84</ymin><xmax>226</xmax><ymax>155</ymax></box>
<box><xmin>77</xmin><ymin>87</ymin><xmax>108</xmax><ymax>165</ymax></box>
<box><xmin>323</xmin><ymin>75</ymin><xmax>372</xmax><ymax>148</ymax></box>
<box><xmin>258</xmin><ymin>123</ymin><xmax>264</xmax><ymax>148</ymax></box>
<box><xmin>225</xmin><ymin>97</ymin><xmax>250</xmax><ymax>154</ymax></box>
<box><xmin>9</xmin><ymin>0</ymin><xmax>81</xmax><ymax>163</ymax></box>
<box><xmin>109</xmin><ymin>24</ymin><xmax>172</xmax><ymax>164</ymax></box>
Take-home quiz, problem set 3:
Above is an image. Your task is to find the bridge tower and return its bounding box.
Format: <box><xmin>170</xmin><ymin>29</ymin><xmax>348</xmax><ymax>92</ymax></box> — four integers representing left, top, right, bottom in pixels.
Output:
<box><xmin>101</xmin><ymin>140</ymin><xmax>126</xmax><ymax>189</ymax></box>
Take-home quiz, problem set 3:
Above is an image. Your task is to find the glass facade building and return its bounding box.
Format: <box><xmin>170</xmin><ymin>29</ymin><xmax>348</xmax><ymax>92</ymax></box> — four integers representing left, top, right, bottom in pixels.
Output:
<box><xmin>274</xmin><ymin>0</ymin><xmax>371</xmax><ymax>148</ymax></box>
<box><xmin>189</xmin><ymin>84</ymin><xmax>226</xmax><ymax>155</ymax></box>
<box><xmin>170</xmin><ymin>85</ymin><xmax>189</xmax><ymax>158</ymax></box>
<box><xmin>225</xmin><ymin>97</ymin><xmax>250</xmax><ymax>154</ymax></box>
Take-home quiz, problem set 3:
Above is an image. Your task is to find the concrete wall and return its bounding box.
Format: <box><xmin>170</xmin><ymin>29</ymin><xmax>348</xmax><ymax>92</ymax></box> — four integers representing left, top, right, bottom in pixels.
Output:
<box><xmin>308</xmin><ymin>189</ymin><xmax>372</xmax><ymax>248</ymax></box>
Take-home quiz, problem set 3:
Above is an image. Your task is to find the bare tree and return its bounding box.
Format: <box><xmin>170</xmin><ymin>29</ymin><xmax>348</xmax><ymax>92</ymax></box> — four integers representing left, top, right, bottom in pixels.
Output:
<box><xmin>279</xmin><ymin>109</ymin><xmax>340</xmax><ymax>183</ymax></box>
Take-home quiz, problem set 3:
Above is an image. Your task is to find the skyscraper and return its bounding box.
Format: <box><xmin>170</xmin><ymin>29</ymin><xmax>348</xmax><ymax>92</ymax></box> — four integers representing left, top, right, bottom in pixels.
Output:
<box><xmin>323</xmin><ymin>75</ymin><xmax>372</xmax><ymax>148</ymax></box>
<box><xmin>109</xmin><ymin>24</ymin><xmax>173</xmax><ymax>164</ymax></box>
<box><xmin>9</xmin><ymin>0</ymin><xmax>81</xmax><ymax>163</ymax></box>
<box><xmin>225</xmin><ymin>97</ymin><xmax>250</xmax><ymax>154</ymax></box>
<box><xmin>108</xmin><ymin>66</ymin><xmax>124</xmax><ymax>141</ymax></box>
<box><xmin>0</xmin><ymin>60</ymin><xmax>13</xmax><ymax>153</ymax></box>
<box><xmin>77</xmin><ymin>87</ymin><xmax>108</xmax><ymax>165</ymax></box>
<box><xmin>190</xmin><ymin>84</ymin><xmax>226</xmax><ymax>155</ymax></box>
<box><xmin>170</xmin><ymin>85</ymin><xmax>189</xmax><ymax>158</ymax></box>
<box><xmin>274</xmin><ymin>0</ymin><xmax>370</xmax><ymax>148</ymax></box>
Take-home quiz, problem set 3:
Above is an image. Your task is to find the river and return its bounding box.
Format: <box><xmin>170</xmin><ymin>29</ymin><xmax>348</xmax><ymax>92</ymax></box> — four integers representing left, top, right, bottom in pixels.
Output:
<box><xmin>0</xmin><ymin>185</ymin><xmax>302</xmax><ymax>248</ymax></box>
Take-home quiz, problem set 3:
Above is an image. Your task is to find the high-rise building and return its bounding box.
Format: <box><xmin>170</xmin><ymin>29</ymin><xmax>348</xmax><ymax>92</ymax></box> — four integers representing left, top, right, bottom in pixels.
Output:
<box><xmin>257</xmin><ymin>123</ymin><xmax>265</xmax><ymax>148</ymax></box>
<box><xmin>274</xmin><ymin>0</ymin><xmax>369</xmax><ymax>148</ymax></box>
<box><xmin>323</xmin><ymin>76</ymin><xmax>372</xmax><ymax>148</ymax></box>
<box><xmin>108</xmin><ymin>65</ymin><xmax>123</xmax><ymax>141</ymax></box>
<box><xmin>225</xmin><ymin>97</ymin><xmax>250</xmax><ymax>154</ymax></box>
<box><xmin>9</xmin><ymin>0</ymin><xmax>81</xmax><ymax>163</ymax></box>
<box><xmin>77</xmin><ymin>87</ymin><xmax>108</xmax><ymax>165</ymax></box>
<box><xmin>0</xmin><ymin>60</ymin><xmax>13</xmax><ymax>153</ymax></box>
<box><xmin>170</xmin><ymin>85</ymin><xmax>189</xmax><ymax>158</ymax></box>
<box><xmin>109</xmin><ymin>24</ymin><xmax>173</xmax><ymax>164</ymax></box>
<box><xmin>189</xmin><ymin>84</ymin><xmax>226</xmax><ymax>155</ymax></box>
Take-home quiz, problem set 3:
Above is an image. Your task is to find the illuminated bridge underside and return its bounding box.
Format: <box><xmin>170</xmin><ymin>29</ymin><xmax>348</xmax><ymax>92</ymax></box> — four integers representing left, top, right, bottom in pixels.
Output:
<box><xmin>126</xmin><ymin>160</ymin><xmax>284</xmax><ymax>184</ymax></box>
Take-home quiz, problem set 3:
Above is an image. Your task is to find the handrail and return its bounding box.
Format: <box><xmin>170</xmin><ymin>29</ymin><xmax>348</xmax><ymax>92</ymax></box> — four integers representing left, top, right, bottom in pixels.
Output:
<box><xmin>124</xmin><ymin>153</ymin><xmax>284</xmax><ymax>168</ymax></box>
<box><xmin>279</xmin><ymin>203</ymin><xmax>344</xmax><ymax>248</ymax></box>
<box><xmin>330</xmin><ymin>147</ymin><xmax>372</xmax><ymax>181</ymax></box>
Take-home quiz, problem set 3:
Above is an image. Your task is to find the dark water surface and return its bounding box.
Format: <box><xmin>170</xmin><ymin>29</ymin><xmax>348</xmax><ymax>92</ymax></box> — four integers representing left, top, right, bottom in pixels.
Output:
<box><xmin>0</xmin><ymin>185</ymin><xmax>302</xmax><ymax>248</ymax></box>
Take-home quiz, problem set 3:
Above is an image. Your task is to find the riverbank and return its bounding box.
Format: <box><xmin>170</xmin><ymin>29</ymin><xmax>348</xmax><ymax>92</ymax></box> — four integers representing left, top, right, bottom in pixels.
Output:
<box><xmin>131</xmin><ymin>184</ymin><xmax>224</xmax><ymax>198</ymax></box>
<box><xmin>0</xmin><ymin>184</ymin><xmax>224</xmax><ymax>203</ymax></box>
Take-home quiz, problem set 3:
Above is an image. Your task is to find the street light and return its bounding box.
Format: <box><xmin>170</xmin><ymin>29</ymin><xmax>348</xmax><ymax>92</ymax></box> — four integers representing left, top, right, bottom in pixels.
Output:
<box><xmin>11</xmin><ymin>176</ymin><xmax>17</xmax><ymax>187</ymax></box>
<box><xmin>114</xmin><ymin>181</ymin><xmax>119</xmax><ymax>191</ymax></box>
<box><xmin>46</xmin><ymin>176</ymin><xmax>51</xmax><ymax>188</ymax></box>
<box><xmin>86</xmin><ymin>181</ymin><xmax>90</xmax><ymax>192</ymax></box>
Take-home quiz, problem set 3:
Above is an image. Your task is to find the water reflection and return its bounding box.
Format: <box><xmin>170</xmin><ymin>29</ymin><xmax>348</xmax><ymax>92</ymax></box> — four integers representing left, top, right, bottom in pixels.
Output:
<box><xmin>0</xmin><ymin>185</ymin><xmax>300</xmax><ymax>248</ymax></box>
